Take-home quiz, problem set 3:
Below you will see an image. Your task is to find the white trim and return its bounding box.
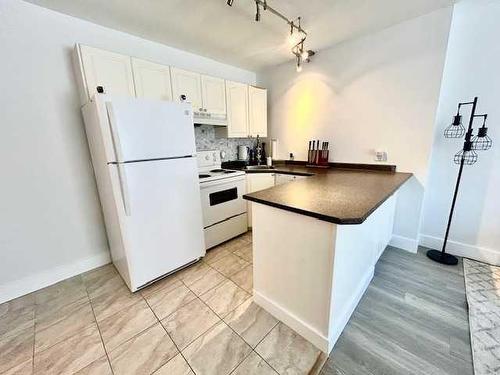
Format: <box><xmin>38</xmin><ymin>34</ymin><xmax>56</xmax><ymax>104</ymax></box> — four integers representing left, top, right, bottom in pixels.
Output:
<box><xmin>390</xmin><ymin>234</ymin><xmax>418</xmax><ymax>253</ymax></box>
<box><xmin>253</xmin><ymin>290</ymin><xmax>330</xmax><ymax>353</ymax></box>
<box><xmin>419</xmin><ymin>234</ymin><xmax>500</xmax><ymax>266</ymax></box>
<box><xmin>0</xmin><ymin>252</ymin><xmax>111</xmax><ymax>304</ymax></box>
<box><xmin>327</xmin><ymin>266</ymin><xmax>374</xmax><ymax>353</ymax></box>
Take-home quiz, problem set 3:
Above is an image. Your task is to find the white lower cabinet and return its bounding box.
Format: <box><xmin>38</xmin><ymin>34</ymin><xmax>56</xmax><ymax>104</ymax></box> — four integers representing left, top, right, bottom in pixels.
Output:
<box><xmin>246</xmin><ymin>173</ymin><xmax>275</xmax><ymax>228</ymax></box>
<box><xmin>275</xmin><ymin>173</ymin><xmax>307</xmax><ymax>185</ymax></box>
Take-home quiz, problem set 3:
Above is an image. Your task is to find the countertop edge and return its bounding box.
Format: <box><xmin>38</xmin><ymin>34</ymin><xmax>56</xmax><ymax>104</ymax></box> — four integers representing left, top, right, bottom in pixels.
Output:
<box><xmin>243</xmin><ymin>172</ymin><xmax>413</xmax><ymax>225</ymax></box>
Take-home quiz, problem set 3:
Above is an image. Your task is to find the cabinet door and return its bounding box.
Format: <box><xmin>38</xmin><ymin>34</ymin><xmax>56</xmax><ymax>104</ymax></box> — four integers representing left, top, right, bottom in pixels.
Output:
<box><xmin>201</xmin><ymin>75</ymin><xmax>226</xmax><ymax>115</ymax></box>
<box><xmin>246</xmin><ymin>173</ymin><xmax>275</xmax><ymax>227</ymax></box>
<box><xmin>275</xmin><ymin>174</ymin><xmax>294</xmax><ymax>185</ymax></box>
<box><xmin>170</xmin><ymin>68</ymin><xmax>203</xmax><ymax>110</ymax></box>
<box><xmin>132</xmin><ymin>58</ymin><xmax>172</xmax><ymax>101</ymax></box>
<box><xmin>226</xmin><ymin>81</ymin><xmax>249</xmax><ymax>138</ymax></box>
<box><xmin>79</xmin><ymin>45</ymin><xmax>135</xmax><ymax>99</ymax></box>
<box><xmin>248</xmin><ymin>86</ymin><xmax>267</xmax><ymax>137</ymax></box>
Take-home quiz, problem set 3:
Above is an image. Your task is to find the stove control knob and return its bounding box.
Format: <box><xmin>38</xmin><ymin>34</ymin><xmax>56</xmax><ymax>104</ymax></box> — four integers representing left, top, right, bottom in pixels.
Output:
<box><xmin>205</xmin><ymin>155</ymin><xmax>210</xmax><ymax>160</ymax></box>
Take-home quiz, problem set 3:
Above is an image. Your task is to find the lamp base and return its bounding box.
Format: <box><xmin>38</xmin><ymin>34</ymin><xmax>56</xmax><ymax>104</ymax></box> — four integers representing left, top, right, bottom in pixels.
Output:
<box><xmin>426</xmin><ymin>249</ymin><xmax>458</xmax><ymax>265</ymax></box>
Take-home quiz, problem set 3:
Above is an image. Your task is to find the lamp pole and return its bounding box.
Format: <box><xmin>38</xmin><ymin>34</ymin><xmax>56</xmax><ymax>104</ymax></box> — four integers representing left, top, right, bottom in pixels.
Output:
<box><xmin>426</xmin><ymin>96</ymin><xmax>492</xmax><ymax>265</ymax></box>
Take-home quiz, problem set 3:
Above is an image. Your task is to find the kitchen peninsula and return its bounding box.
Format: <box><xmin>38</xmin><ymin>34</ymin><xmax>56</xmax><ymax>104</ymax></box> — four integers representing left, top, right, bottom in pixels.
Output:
<box><xmin>243</xmin><ymin>163</ymin><xmax>412</xmax><ymax>354</ymax></box>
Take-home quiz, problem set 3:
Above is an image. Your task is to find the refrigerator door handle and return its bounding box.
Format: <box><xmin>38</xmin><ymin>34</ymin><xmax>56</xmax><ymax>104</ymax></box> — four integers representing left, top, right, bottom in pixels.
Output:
<box><xmin>106</xmin><ymin>102</ymin><xmax>124</xmax><ymax>163</ymax></box>
<box><xmin>117</xmin><ymin>163</ymin><xmax>131</xmax><ymax>216</ymax></box>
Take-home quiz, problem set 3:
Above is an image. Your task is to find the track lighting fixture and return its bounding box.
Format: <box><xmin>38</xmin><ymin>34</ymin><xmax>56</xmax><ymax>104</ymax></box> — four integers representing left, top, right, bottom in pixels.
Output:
<box><xmin>296</xmin><ymin>56</ymin><xmax>302</xmax><ymax>72</ymax></box>
<box><xmin>255</xmin><ymin>1</ymin><xmax>261</xmax><ymax>22</ymax></box>
<box><xmin>226</xmin><ymin>0</ymin><xmax>314</xmax><ymax>72</ymax></box>
<box><xmin>301</xmin><ymin>49</ymin><xmax>309</xmax><ymax>61</ymax></box>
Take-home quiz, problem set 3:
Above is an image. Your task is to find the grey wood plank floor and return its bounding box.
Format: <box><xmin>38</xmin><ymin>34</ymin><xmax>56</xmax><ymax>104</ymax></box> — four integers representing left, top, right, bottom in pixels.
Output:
<box><xmin>321</xmin><ymin>246</ymin><xmax>473</xmax><ymax>375</ymax></box>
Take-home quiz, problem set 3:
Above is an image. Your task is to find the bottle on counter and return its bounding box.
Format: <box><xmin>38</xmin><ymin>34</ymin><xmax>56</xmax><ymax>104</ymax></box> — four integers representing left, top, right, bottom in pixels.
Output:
<box><xmin>249</xmin><ymin>149</ymin><xmax>255</xmax><ymax>164</ymax></box>
<box><xmin>261</xmin><ymin>142</ymin><xmax>266</xmax><ymax>164</ymax></box>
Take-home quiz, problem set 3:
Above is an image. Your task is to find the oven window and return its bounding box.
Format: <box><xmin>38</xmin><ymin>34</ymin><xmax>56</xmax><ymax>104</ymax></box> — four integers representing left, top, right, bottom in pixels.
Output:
<box><xmin>209</xmin><ymin>187</ymin><xmax>238</xmax><ymax>206</ymax></box>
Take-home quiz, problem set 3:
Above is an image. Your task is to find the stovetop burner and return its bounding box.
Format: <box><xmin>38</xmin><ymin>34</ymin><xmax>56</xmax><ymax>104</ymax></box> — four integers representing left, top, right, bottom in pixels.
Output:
<box><xmin>199</xmin><ymin>174</ymin><xmax>210</xmax><ymax>179</ymax></box>
<box><xmin>209</xmin><ymin>169</ymin><xmax>237</xmax><ymax>174</ymax></box>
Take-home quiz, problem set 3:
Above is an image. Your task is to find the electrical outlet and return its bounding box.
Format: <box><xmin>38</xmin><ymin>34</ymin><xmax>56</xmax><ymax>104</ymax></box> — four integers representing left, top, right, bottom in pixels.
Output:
<box><xmin>375</xmin><ymin>150</ymin><xmax>388</xmax><ymax>162</ymax></box>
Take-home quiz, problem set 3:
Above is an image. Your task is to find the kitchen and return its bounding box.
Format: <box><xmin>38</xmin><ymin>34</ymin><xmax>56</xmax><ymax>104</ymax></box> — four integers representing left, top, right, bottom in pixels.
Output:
<box><xmin>1</xmin><ymin>1</ymin><xmax>500</xmax><ymax>375</ymax></box>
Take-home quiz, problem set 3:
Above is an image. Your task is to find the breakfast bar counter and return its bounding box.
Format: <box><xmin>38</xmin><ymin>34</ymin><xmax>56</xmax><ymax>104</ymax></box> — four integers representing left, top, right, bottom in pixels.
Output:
<box><xmin>241</xmin><ymin>163</ymin><xmax>412</xmax><ymax>354</ymax></box>
<box><xmin>243</xmin><ymin>165</ymin><xmax>411</xmax><ymax>224</ymax></box>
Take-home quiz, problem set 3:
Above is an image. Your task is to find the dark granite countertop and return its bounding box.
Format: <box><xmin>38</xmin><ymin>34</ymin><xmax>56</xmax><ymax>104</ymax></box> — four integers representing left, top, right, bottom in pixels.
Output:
<box><xmin>235</xmin><ymin>162</ymin><xmax>412</xmax><ymax>225</ymax></box>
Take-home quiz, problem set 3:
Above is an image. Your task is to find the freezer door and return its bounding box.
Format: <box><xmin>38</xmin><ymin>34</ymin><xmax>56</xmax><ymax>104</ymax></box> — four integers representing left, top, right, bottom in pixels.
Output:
<box><xmin>109</xmin><ymin>157</ymin><xmax>205</xmax><ymax>289</ymax></box>
<box><xmin>105</xmin><ymin>97</ymin><xmax>196</xmax><ymax>162</ymax></box>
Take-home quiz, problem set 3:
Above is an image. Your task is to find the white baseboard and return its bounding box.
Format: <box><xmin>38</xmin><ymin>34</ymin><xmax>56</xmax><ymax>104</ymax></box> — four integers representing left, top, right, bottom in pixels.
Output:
<box><xmin>0</xmin><ymin>251</ymin><xmax>111</xmax><ymax>304</ymax></box>
<box><xmin>390</xmin><ymin>234</ymin><xmax>418</xmax><ymax>253</ymax></box>
<box><xmin>253</xmin><ymin>290</ymin><xmax>330</xmax><ymax>353</ymax></box>
<box><xmin>419</xmin><ymin>234</ymin><xmax>500</xmax><ymax>266</ymax></box>
<box><xmin>327</xmin><ymin>266</ymin><xmax>374</xmax><ymax>353</ymax></box>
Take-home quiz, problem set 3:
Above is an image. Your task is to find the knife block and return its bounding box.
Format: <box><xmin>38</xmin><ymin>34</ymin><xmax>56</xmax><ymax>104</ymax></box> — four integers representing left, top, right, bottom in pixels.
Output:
<box><xmin>306</xmin><ymin>149</ymin><xmax>329</xmax><ymax>168</ymax></box>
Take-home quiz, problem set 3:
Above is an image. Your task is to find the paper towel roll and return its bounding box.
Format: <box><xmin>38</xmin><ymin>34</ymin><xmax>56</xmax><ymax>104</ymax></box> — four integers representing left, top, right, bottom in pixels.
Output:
<box><xmin>271</xmin><ymin>139</ymin><xmax>278</xmax><ymax>160</ymax></box>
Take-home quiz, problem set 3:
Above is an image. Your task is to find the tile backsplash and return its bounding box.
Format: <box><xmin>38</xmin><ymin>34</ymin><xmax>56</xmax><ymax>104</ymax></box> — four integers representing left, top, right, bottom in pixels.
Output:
<box><xmin>194</xmin><ymin>125</ymin><xmax>260</xmax><ymax>161</ymax></box>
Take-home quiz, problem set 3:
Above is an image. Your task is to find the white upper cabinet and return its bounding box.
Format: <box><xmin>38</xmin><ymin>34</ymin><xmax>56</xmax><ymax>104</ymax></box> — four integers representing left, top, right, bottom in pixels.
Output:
<box><xmin>201</xmin><ymin>75</ymin><xmax>226</xmax><ymax>115</ymax></box>
<box><xmin>226</xmin><ymin>81</ymin><xmax>249</xmax><ymax>137</ymax></box>
<box><xmin>170</xmin><ymin>68</ymin><xmax>203</xmax><ymax>111</ymax></box>
<box><xmin>74</xmin><ymin>45</ymin><xmax>266</xmax><ymax>128</ymax></box>
<box><xmin>248</xmin><ymin>86</ymin><xmax>267</xmax><ymax>137</ymax></box>
<box><xmin>132</xmin><ymin>58</ymin><xmax>173</xmax><ymax>101</ymax></box>
<box><xmin>77</xmin><ymin>45</ymin><xmax>135</xmax><ymax>100</ymax></box>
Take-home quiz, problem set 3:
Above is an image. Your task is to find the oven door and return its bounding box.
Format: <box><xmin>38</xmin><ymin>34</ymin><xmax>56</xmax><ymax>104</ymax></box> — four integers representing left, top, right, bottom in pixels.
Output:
<box><xmin>199</xmin><ymin>176</ymin><xmax>246</xmax><ymax>228</ymax></box>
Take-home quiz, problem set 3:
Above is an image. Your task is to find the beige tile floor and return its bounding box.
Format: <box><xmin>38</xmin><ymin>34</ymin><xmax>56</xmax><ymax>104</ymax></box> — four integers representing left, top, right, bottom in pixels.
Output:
<box><xmin>0</xmin><ymin>231</ymin><xmax>325</xmax><ymax>375</ymax></box>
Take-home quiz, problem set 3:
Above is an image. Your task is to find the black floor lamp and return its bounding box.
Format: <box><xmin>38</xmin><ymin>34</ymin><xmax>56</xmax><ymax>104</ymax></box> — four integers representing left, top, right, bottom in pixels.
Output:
<box><xmin>427</xmin><ymin>97</ymin><xmax>493</xmax><ymax>265</ymax></box>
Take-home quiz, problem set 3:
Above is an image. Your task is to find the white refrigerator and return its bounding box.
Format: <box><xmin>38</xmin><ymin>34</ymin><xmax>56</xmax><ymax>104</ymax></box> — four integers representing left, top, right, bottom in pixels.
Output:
<box><xmin>82</xmin><ymin>95</ymin><xmax>205</xmax><ymax>292</ymax></box>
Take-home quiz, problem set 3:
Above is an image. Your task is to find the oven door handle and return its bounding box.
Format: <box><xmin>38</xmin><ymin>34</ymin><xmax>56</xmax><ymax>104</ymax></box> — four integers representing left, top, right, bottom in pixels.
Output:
<box><xmin>200</xmin><ymin>178</ymin><xmax>244</xmax><ymax>189</ymax></box>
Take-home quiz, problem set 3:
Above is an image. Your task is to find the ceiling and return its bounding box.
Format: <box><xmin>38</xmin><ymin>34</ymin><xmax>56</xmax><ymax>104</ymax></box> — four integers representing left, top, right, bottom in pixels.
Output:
<box><xmin>24</xmin><ymin>0</ymin><xmax>456</xmax><ymax>71</ymax></box>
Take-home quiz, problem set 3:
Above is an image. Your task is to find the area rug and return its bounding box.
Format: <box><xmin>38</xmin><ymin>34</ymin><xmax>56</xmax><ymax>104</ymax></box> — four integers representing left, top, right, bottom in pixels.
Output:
<box><xmin>463</xmin><ymin>258</ymin><xmax>500</xmax><ymax>375</ymax></box>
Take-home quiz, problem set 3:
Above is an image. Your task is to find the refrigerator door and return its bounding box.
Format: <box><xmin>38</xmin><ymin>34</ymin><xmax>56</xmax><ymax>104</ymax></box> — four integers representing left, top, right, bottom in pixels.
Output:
<box><xmin>105</xmin><ymin>97</ymin><xmax>196</xmax><ymax>162</ymax></box>
<box><xmin>108</xmin><ymin>156</ymin><xmax>205</xmax><ymax>290</ymax></box>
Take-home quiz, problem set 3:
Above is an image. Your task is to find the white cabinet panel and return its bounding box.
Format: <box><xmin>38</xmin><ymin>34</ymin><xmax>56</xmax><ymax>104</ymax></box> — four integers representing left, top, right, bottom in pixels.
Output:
<box><xmin>78</xmin><ymin>45</ymin><xmax>135</xmax><ymax>99</ymax></box>
<box><xmin>201</xmin><ymin>75</ymin><xmax>226</xmax><ymax>115</ymax></box>
<box><xmin>226</xmin><ymin>81</ymin><xmax>249</xmax><ymax>138</ymax></box>
<box><xmin>275</xmin><ymin>173</ymin><xmax>308</xmax><ymax>185</ymax></box>
<box><xmin>171</xmin><ymin>67</ymin><xmax>203</xmax><ymax>110</ymax></box>
<box><xmin>246</xmin><ymin>173</ymin><xmax>275</xmax><ymax>227</ymax></box>
<box><xmin>132</xmin><ymin>58</ymin><xmax>172</xmax><ymax>101</ymax></box>
<box><xmin>248</xmin><ymin>86</ymin><xmax>267</xmax><ymax>137</ymax></box>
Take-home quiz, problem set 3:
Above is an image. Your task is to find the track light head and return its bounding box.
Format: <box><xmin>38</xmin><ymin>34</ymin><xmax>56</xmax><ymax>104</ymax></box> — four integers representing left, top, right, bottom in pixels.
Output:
<box><xmin>227</xmin><ymin>0</ymin><xmax>234</xmax><ymax>6</ymax></box>
<box><xmin>296</xmin><ymin>56</ymin><xmax>302</xmax><ymax>72</ymax></box>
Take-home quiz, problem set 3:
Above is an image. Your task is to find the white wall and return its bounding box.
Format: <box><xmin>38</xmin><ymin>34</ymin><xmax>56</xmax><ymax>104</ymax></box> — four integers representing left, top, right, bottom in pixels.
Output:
<box><xmin>420</xmin><ymin>0</ymin><xmax>500</xmax><ymax>265</ymax></box>
<box><xmin>0</xmin><ymin>0</ymin><xmax>256</xmax><ymax>303</ymax></box>
<box><xmin>258</xmin><ymin>8</ymin><xmax>453</xmax><ymax>251</ymax></box>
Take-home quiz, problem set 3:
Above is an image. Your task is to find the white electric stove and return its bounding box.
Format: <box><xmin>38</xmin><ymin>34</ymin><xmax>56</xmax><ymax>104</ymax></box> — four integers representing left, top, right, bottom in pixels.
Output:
<box><xmin>197</xmin><ymin>151</ymin><xmax>248</xmax><ymax>249</ymax></box>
